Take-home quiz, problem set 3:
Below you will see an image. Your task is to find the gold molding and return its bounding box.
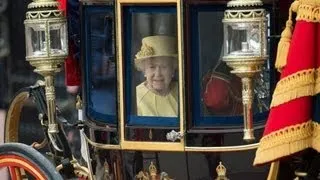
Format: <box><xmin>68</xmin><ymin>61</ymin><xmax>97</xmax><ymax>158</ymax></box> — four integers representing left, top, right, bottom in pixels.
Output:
<box><xmin>116</xmin><ymin>0</ymin><xmax>184</xmax><ymax>151</ymax></box>
<box><xmin>117</xmin><ymin>0</ymin><xmax>177</xmax><ymax>3</ymax></box>
<box><xmin>83</xmin><ymin>132</ymin><xmax>120</xmax><ymax>150</ymax></box>
<box><xmin>121</xmin><ymin>141</ymin><xmax>182</xmax><ymax>151</ymax></box>
<box><xmin>185</xmin><ymin>143</ymin><xmax>259</xmax><ymax>152</ymax></box>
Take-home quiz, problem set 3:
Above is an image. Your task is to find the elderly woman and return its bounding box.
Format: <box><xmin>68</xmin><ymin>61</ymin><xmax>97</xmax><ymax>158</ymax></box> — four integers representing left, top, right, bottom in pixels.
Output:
<box><xmin>134</xmin><ymin>35</ymin><xmax>178</xmax><ymax>117</ymax></box>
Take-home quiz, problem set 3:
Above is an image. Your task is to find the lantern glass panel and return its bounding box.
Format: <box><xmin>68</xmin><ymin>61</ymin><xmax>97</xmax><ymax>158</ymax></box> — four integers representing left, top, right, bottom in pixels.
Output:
<box><xmin>25</xmin><ymin>23</ymin><xmax>47</xmax><ymax>57</ymax></box>
<box><xmin>224</xmin><ymin>21</ymin><xmax>263</xmax><ymax>57</ymax></box>
<box><xmin>49</xmin><ymin>22</ymin><xmax>67</xmax><ymax>56</ymax></box>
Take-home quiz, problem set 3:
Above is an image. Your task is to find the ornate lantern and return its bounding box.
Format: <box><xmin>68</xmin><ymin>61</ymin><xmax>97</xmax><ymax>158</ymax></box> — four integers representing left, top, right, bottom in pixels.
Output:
<box><xmin>24</xmin><ymin>0</ymin><xmax>67</xmax><ymax>134</ymax></box>
<box><xmin>222</xmin><ymin>0</ymin><xmax>268</xmax><ymax>141</ymax></box>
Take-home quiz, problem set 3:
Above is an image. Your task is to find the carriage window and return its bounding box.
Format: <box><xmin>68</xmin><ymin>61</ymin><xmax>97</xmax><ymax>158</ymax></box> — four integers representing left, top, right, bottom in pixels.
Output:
<box><xmin>84</xmin><ymin>5</ymin><xmax>117</xmax><ymax>124</ymax></box>
<box><xmin>188</xmin><ymin>6</ymin><xmax>271</xmax><ymax>130</ymax></box>
<box><xmin>123</xmin><ymin>6</ymin><xmax>179</xmax><ymax>141</ymax></box>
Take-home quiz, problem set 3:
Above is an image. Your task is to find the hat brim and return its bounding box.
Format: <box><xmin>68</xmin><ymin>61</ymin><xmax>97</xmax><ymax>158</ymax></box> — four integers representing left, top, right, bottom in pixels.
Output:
<box><xmin>134</xmin><ymin>54</ymin><xmax>178</xmax><ymax>71</ymax></box>
<box><xmin>135</xmin><ymin>54</ymin><xmax>178</xmax><ymax>62</ymax></box>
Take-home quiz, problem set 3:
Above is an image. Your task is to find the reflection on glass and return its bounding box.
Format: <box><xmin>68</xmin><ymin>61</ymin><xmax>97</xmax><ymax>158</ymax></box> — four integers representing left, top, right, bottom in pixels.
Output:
<box><xmin>196</xmin><ymin>11</ymin><xmax>244</xmax><ymax>117</ymax></box>
<box><xmin>128</xmin><ymin>10</ymin><xmax>179</xmax><ymax>120</ymax></box>
<box><xmin>49</xmin><ymin>23</ymin><xmax>67</xmax><ymax>55</ymax></box>
<box><xmin>25</xmin><ymin>25</ymin><xmax>46</xmax><ymax>57</ymax></box>
<box><xmin>202</xmin><ymin>62</ymin><xmax>243</xmax><ymax>116</ymax></box>
<box><xmin>134</xmin><ymin>36</ymin><xmax>178</xmax><ymax>117</ymax></box>
<box><xmin>25</xmin><ymin>23</ymin><xmax>67</xmax><ymax>57</ymax></box>
<box><xmin>86</xmin><ymin>8</ymin><xmax>117</xmax><ymax>124</ymax></box>
<box><xmin>225</xmin><ymin>23</ymin><xmax>264</xmax><ymax>57</ymax></box>
<box><xmin>190</xmin><ymin>10</ymin><xmax>270</xmax><ymax>128</ymax></box>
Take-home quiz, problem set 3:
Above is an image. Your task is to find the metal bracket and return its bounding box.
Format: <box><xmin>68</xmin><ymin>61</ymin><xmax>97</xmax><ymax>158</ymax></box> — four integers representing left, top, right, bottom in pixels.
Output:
<box><xmin>166</xmin><ymin>130</ymin><xmax>184</xmax><ymax>142</ymax></box>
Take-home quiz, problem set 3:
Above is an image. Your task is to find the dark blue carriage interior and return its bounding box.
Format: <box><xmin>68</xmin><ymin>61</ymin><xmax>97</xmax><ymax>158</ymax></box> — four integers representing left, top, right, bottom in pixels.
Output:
<box><xmin>82</xmin><ymin>5</ymin><xmax>117</xmax><ymax>125</ymax></box>
<box><xmin>189</xmin><ymin>4</ymin><xmax>274</xmax><ymax>129</ymax></box>
<box><xmin>81</xmin><ymin>4</ymin><xmax>275</xmax><ymax>129</ymax></box>
<box><xmin>123</xmin><ymin>6</ymin><xmax>179</xmax><ymax>128</ymax></box>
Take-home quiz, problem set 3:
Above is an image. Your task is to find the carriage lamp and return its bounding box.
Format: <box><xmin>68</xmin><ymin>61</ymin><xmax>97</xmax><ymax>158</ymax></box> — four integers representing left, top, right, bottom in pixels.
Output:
<box><xmin>24</xmin><ymin>0</ymin><xmax>67</xmax><ymax>134</ymax></box>
<box><xmin>222</xmin><ymin>0</ymin><xmax>268</xmax><ymax>142</ymax></box>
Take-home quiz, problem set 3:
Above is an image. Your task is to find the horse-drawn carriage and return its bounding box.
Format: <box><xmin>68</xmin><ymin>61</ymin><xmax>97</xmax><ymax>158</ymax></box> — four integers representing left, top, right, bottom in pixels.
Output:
<box><xmin>1</xmin><ymin>0</ymin><xmax>316</xmax><ymax>179</ymax></box>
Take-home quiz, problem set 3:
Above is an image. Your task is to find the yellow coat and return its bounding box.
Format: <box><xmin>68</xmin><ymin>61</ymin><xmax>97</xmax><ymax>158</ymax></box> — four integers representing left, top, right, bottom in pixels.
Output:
<box><xmin>136</xmin><ymin>82</ymin><xmax>178</xmax><ymax>117</ymax></box>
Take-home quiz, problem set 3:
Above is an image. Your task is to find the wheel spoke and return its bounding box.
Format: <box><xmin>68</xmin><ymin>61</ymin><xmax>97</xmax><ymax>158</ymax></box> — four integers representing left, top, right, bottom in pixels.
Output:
<box><xmin>8</xmin><ymin>166</ymin><xmax>18</xmax><ymax>180</ymax></box>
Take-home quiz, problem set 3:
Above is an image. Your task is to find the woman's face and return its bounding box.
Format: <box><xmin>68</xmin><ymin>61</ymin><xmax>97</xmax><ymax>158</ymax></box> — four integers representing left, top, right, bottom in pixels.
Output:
<box><xmin>144</xmin><ymin>57</ymin><xmax>175</xmax><ymax>94</ymax></box>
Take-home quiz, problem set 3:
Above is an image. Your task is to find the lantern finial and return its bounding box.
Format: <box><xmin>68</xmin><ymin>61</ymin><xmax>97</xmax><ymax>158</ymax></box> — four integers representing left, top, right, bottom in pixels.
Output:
<box><xmin>28</xmin><ymin>0</ymin><xmax>59</xmax><ymax>9</ymax></box>
<box><xmin>227</xmin><ymin>0</ymin><xmax>263</xmax><ymax>7</ymax></box>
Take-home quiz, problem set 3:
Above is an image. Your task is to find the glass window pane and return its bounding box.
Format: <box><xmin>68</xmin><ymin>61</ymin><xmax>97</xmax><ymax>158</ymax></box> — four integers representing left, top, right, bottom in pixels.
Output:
<box><xmin>123</xmin><ymin>6</ymin><xmax>179</xmax><ymax>142</ymax></box>
<box><xmin>25</xmin><ymin>24</ymin><xmax>47</xmax><ymax>57</ymax></box>
<box><xmin>189</xmin><ymin>7</ymin><xmax>271</xmax><ymax>132</ymax></box>
<box><xmin>49</xmin><ymin>22</ymin><xmax>67</xmax><ymax>56</ymax></box>
<box><xmin>84</xmin><ymin>6</ymin><xmax>117</xmax><ymax>124</ymax></box>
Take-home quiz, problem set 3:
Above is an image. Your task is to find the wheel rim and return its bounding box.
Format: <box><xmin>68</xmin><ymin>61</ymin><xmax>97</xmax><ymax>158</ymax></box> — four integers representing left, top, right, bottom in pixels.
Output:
<box><xmin>0</xmin><ymin>154</ymin><xmax>46</xmax><ymax>180</ymax></box>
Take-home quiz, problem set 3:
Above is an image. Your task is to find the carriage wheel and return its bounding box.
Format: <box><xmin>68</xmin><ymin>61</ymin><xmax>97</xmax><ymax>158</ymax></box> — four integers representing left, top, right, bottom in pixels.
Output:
<box><xmin>5</xmin><ymin>89</ymin><xmax>30</xmax><ymax>143</ymax></box>
<box><xmin>5</xmin><ymin>86</ymin><xmax>50</xmax><ymax>150</ymax></box>
<box><xmin>5</xmin><ymin>86</ymin><xmax>47</xmax><ymax>146</ymax></box>
<box><xmin>0</xmin><ymin>143</ymin><xmax>63</xmax><ymax>180</ymax></box>
<box><xmin>3</xmin><ymin>87</ymin><xmax>56</xmax><ymax>179</ymax></box>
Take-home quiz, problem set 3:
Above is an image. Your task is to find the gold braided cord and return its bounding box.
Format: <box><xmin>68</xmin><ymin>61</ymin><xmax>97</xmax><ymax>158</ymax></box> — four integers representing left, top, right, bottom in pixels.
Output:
<box><xmin>270</xmin><ymin>69</ymin><xmax>315</xmax><ymax>107</ymax></box>
<box><xmin>294</xmin><ymin>0</ymin><xmax>320</xmax><ymax>22</ymax></box>
<box><xmin>254</xmin><ymin>121</ymin><xmax>313</xmax><ymax>165</ymax></box>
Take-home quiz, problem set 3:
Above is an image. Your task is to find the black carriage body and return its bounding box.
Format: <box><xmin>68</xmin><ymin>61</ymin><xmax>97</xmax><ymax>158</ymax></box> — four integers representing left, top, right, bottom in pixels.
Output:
<box><xmin>78</xmin><ymin>0</ymin><xmax>287</xmax><ymax>179</ymax></box>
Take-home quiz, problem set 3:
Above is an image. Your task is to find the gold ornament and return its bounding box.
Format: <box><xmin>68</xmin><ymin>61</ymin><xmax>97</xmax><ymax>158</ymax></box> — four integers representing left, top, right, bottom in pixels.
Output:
<box><xmin>135</xmin><ymin>43</ymin><xmax>154</xmax><ymax>60</ymax></box>
<box><xmin>215</xmin><ymin>162</ymin><xmax>229</xmax><ymax>180</ymax></box>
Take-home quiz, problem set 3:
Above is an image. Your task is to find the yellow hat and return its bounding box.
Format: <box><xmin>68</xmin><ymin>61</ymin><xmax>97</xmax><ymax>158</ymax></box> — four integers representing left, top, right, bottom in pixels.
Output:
<box><xmin>134</xmin><ymin>35</ymin><xmax>177</xmax><ymax>66</ymax></box>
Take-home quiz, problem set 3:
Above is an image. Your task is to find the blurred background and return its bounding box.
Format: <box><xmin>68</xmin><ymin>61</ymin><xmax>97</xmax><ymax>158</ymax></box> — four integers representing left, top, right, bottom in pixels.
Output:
<box><xmin>0</xmin><ymin>0</ymin><xmax>79</xmax><ymax>165</ymax></box>
<box><xmin>0</xmin><ymin>0</ymin><xmax>79</xmax><ymax>178</ymax></box>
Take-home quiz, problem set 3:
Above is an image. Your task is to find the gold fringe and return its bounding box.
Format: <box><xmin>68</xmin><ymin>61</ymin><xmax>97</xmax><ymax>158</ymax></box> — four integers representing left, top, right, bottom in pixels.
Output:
<box><xmin>297</xmin><ymin>0</ymin><xmax>320</xmax><ymax>6</ymax></box>
<box><xmin>254</xmin><ymin>121</ymin><xmax>313</xmax><ymax>165</ymax></box>
<box><xmin>312</xmin><ymin>122</ymin><xmax>320</xmax><ymax>150</ymax></box>
<box><xmin>314</xmin><ymin>68</ymin><xmax>320</xmax><ymax>94</ymax></box>
<box><xmin>296</xmin><ymin>0</ymin><xmax>320</xmax><ymax>22</ymax></box>
<box><xmin>270</xmin><ymin>69</ymin><xmax>315</xmax><ymax>107</ymax></box>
